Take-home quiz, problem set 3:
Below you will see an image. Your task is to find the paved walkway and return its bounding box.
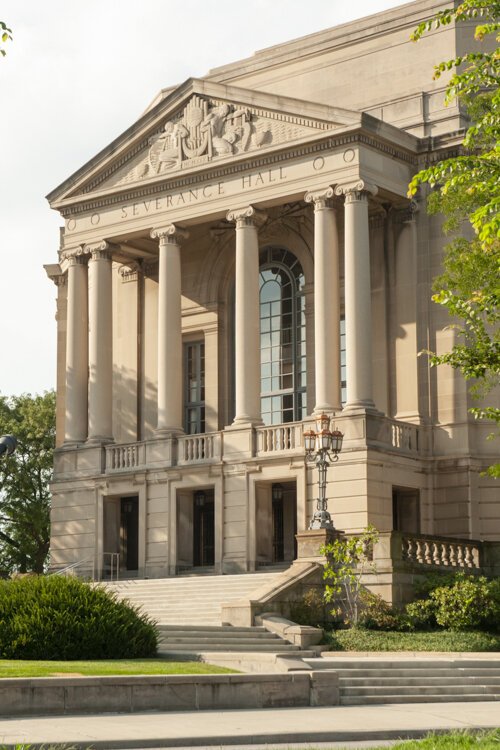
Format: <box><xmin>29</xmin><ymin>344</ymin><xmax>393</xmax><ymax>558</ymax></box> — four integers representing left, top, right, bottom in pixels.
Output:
<box><xmin>0</xmin><ymin>701</ymin><xmax>498</xmax><ymax>749</ymax></box>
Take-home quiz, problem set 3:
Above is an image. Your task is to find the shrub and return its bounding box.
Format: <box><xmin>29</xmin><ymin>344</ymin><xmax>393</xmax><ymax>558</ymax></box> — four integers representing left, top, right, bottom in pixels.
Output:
<box><xmin>357</xmin><ymin>590</ymin><xmax>402</xmax><ymax>631</ymax></box>
<box><xmin>0</xmin><ymin>575</ymin><xmax>158</xmax><ymax>659</ymax></box>
<box><xmin>430</xmin><ymin>574</ymin><xmax>500</xmax><ymax>632</ymax></box>
<box><xmin>404</xmin><ymin>598</ymin><xmax>437</xmax><ymax>631</ymax></box>
<box><xmin>289</xmin><ymin>587</ymin><xmax>330</xmax><ymax>628</ymax></box>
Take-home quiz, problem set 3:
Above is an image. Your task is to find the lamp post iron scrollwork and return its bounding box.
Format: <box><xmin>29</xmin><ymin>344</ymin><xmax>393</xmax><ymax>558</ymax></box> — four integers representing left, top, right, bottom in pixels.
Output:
<box><xmin>303</xmin><ymin>414</ymin><xmax>343</xmax><ymax>530</ymax></box>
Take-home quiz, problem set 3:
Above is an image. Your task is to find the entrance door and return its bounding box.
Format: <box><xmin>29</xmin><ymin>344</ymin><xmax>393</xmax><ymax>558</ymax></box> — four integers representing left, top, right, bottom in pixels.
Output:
<box><xmin>193</xmin><ymin>490</ymin><xmax>214</xmax><ymax>567</ymax></box>
<box><xmin>120</xmin><ymin>496</ymin><xmax>139</xmax><ymax>571</ymax></box>
<box><xmin>256</xmin><ymin>482</ymin><xmax>297</xmax><ymax>565</ymax></box>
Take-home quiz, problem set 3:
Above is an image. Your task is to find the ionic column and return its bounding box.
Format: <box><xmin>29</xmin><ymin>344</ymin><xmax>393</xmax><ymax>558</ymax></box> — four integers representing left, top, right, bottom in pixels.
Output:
<box><xmin>226</xmin><ymin>205</ymin><xmax>267</xmax><ymax>426</ymax></box>
<box><xmin>151</xmin><ymin>224</ymin><xmax>188</xmax><ymax>435</ymax></box>
<box><xmin>87</xmin><ymin>241</ymin><xmax>113</xmax><ymax>443</ymax></box>
<box><xmin>64</xmin><ymin>252</ymin><xmax>88</xmax><ymax>444</ymax></box>
<box><xmin>335</xmin><ymin>180</ymin><xmax>378</xmax><ymax>411</ymax></box>
<box><xmin>305</xmin><ymin>187</ymin><xmax>341</xmax><ymax>414</ymax></box>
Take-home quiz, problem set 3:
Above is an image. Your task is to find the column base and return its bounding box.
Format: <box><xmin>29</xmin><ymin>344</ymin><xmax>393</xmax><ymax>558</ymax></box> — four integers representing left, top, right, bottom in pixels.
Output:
<box><xmin>342</xmin><ymin>401</ymin><xmax>381</xmax><ymax>415</ymax></box>
<box><xmin>229</xmin><ymin>416</ymin><xmax>263</xmax><ymax>428</ymax></box>
<box><xmin>296</xmin><ymin>527</ymin><xmax>344</xmax><ymax>561</ymax></box>
<box><xmin>86</xmin><ymin>436</ymin><xmax>114</xmax><ymax>445</ymax></box>
<box><xmin>154</xmin><ymin>427</ymin><xmax>184</xmax><ymax>438</ymax></box>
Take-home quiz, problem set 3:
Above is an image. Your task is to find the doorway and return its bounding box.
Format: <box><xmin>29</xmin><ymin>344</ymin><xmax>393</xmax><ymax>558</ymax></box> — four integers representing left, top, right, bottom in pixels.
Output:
<box><xmin>177</xmin><ymin>488</ymin><xmax>215</xmax><ymax>571</ymax></box>
<box><xmin>103</xmin><ymin>495</ymin><xmax>139</xmax><ymax>576</ymax></box>
<box><xmin>256</xmin><ymin>481</ymin><xmax>297</xmax><ymax>565</ymax></box>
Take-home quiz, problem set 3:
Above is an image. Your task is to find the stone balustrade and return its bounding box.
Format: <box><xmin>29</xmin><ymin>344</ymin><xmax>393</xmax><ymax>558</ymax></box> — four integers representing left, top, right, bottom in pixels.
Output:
<box><xmin>60</xmin><ymin>413</ymin><xmax>424</xmax><ymax>477</ymax></box>
<box><xmin>178</xmin><ymin>432</ymin><xmax>222</xmax><ymax>464</ymax></box>
<box><xmin>106</xmin><ymin>442</ymin><xmax>146</xmax><ymax>471</ymax></box>
<box><xmin>256</xmin><ymin>423</ymin><xmax>303</xmax><ymax>455</ymax></box>
<box><xmin>401</xmin><ymin>534</ymin><xmax>481</xmax><ymax>570</ymax></box>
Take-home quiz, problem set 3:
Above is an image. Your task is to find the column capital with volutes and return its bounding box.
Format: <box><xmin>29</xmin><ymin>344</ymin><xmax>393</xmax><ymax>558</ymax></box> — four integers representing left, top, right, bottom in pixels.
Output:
<box><xmin>304</xmin><ymin>186</ymin><xmax>335</xmax><ymax>210</ymax></box>
<box><xmin>150</xmin><ymin>224</ymin><xmax>189</xmax><ymax>245</ymax></box>
<box><xmin>226</xmin><ymin>205</ymin><xmax>267</xmax><ymax>229</ymax></box>
<box><xmin>84</xmin><ymin>240</ymin><xmax>115</xmax><ymax>261</ymax></box>
<box><xmin>335</xmin><ymin>179</ymin><xmax>378</xmax><ymax>203</ymax></box>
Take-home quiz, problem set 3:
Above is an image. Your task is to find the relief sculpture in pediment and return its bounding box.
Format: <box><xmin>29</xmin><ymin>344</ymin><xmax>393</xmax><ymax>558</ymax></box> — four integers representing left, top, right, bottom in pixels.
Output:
<box><xmin>96</xmin><ymin>95</ymin><xmax>330</xmax><ymax>190</ymax></box>
<box><xmin>148</xmin><ymin>95</ymin><xmax>270</xmax><ymax>174</ymax></box>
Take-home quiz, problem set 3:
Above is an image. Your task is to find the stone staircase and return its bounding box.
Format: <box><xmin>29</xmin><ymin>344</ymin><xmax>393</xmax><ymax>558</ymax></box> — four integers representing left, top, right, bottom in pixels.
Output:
<box><xmin>105</xmin><ymin>571</ymin><xmax>300</xmax><ymax>655</ymax></box>
<box><xmin>305</xmin><ymin>657</ymin><xmax>500</xmax><ymax>705</ymax></box>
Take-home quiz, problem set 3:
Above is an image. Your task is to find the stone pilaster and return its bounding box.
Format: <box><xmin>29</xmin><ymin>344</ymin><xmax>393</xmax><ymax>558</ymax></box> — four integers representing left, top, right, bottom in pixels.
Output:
<box><xmin>151</xmin><ymin>224</ymin><xmax>188</xmax><ymax>436</ymax></box>
<box><xmin>87</xmin><ymin>241</ymin><xmax>113</xmax><ymax>443</ymax></box>
<box><xmin>226</xmin><ymin>205</ymin><xmax>267</xmax><ymax>426</ymax></box>
<box><xmin>64</xmin><ymin>252</ymin><xmax>88</xmax><ymax>444</ymax></box>
<box><xmin>305</xmin><ymin>187</ymin><xmax>341</xmax><ymax>414</ymax></box>
<box><xmin>336</xmin><ymin>180</ymin><xmax>378</xmax><ymax>411</ymax></box>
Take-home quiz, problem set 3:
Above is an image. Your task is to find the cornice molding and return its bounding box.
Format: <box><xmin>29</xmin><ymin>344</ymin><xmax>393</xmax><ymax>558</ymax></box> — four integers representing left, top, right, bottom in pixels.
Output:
<box><xmin>56</xmin><ymin>130</ymin><xmax>417</xmax><ymax>218</ymax></box>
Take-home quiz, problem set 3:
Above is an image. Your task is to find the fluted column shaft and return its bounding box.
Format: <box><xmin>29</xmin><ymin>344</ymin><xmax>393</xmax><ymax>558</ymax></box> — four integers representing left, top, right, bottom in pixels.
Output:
<box><xmin>151</xmin><ymin>224</ymin><xmax>188</xmax><ymax>435</ymax></box>
<box><xmin>306</xmin><ymin>188</ymin><xmax>341</xmax><ymax>413</ymax></box>
<box><xmin>227</xmin><ymin>206</ymin><xmax>266</xmax><ymax>426</ymax></box>
<box><xmin>87</xmin><ymin>243</ymin><xmax>113</xmax><ymax>442</ymax></box>
<box><xmin>338</xmin><ymin>182</ymin><xmax>377</xmax><ymax>410</ymax></box>
<box><xmin>64</xmin><ymin>254</ymin><xmax>88</xmax><ymax>444</ymax></box>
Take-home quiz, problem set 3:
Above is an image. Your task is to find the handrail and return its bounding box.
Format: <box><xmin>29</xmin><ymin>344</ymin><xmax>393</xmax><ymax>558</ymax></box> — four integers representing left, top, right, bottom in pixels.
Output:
<box><xmin>50</xmin><ymin>557</ymin><xmax>95</xmax><ymax>578</ymax></box>
<box><xmin>102</xmin><ymin>552</ymin><xmax>120</xmax><ymax>582</ymax></box>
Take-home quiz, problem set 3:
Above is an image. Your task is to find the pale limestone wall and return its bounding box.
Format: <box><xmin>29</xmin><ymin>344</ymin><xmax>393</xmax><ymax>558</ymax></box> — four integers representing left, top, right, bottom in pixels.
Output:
<box><xmin>208</xmin><ymin>0</ymin><xmax>463</xmax><ymax>137</ymax></box>
<box><xmin>50</xmin><ymin>485</ymin><xmax>95</xmax><ymax>569</ymax></box>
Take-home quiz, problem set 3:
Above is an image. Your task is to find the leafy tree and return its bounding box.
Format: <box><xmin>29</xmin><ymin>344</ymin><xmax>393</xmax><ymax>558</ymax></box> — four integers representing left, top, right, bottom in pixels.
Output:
<box><xmin>408</xmin><ymin>1</ymin><xmax>500</xmax><ymax>476</ymax></box>
<box><xmin>0</xmin><ymin>21</ymin><xmax>12</xmax><ymax>57</ymax></box>
<box><xmin>321</xmin><ymin>525</ymin><xmax>379</xmax><ymax>626</ymax></box>
<box><xmin>0</xmin><ymin>392</ymin><xmax>55</xmax><ymax>575</ymax></box>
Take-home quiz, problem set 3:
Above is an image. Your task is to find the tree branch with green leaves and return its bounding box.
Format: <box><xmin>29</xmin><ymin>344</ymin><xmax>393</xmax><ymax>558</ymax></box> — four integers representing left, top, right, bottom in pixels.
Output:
<box><xmin>409</xmin><ymin>1</ymin><xmax>500</xmax><ymax>477</ymax></box>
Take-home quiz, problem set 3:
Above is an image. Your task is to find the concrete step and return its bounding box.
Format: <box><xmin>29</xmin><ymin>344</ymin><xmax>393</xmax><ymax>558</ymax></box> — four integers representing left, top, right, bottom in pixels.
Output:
<box><xmin>157</xmin><ymin>625</ymin><xmax>269</xmax><ymax>633</ymax></box>
<box><xmin>332</xmin><ymin>668</ymin><xmax>500</xmax><ymax>678</ymax></box>
<box><xmin>340</xmin><ymin>694</ymin><xmax>500</xmax><ymax>705</ymax></box>
<box><xmin>158</xmin><ymin>637</ymin><xmax>287</xmax><ymax>647</ymax></box>
<box><xmin>342</xmin><ymin>684</ymin><xmax>500</xmax><ymax>697</ymax></box>
<box><xmin>340</xmin><ymin>676</ymin><xmax>500</xmax><ymax>686</ymax></box>
<box><xmin>158</xmin><ymin>630</ymin><xmax>282</xmax><ymax>640</ymax></box>
<box><xmin>158</xmin><ymin>642</ymin><xmax>299</xmax><ymax>653</ymax></box>
<box><xmin>105</xmin><ymin>571</ymin><xmax>282</xmax><ymax>627</ymax></box>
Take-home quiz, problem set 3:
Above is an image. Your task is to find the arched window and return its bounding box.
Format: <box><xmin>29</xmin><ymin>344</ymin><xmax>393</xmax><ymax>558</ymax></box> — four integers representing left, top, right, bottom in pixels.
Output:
<box><xmin>259</xmin><ymin>247</ymin><xmax>307</xmax><ymax>425</ymax></box>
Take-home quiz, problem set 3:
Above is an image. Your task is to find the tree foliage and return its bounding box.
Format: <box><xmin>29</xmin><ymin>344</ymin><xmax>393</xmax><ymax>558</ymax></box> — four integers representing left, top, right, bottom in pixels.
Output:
<box><xmin>0</xmin><ymin>21</ymin><xmax>12</xmax><ymax>57</ymax></box>
<box><xmin>408</xmin><ymin>1</ymin><xmax>500</xmax><ymax>476</ymax></box>
<box><xmin>321</xmin><ymin>525</ymin><xmax>379</xmax><ymax>626</ymax></box>
<box><xmin>0</xmin><ymin>392</ymin><xmax>55</xmax><ymax>575</ymax></box>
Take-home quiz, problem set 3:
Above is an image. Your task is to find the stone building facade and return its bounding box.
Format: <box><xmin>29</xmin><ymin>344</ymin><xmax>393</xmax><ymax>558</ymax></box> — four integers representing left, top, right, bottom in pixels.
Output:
<box><xmin>45</xmin><ymin>0</ymin><xmax>499</xmax><ymax>582</ymax></box>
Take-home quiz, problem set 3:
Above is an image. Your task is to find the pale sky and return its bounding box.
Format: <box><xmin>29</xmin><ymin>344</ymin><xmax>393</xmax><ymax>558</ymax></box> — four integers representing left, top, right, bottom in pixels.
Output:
<box><xmin>0</xmin><ymin>0</ymin><xmax>407</xmax><ymax>397</ymax></box>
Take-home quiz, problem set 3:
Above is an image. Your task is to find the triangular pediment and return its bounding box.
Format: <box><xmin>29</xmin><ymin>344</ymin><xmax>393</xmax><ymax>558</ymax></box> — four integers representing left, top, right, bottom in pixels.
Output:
<box><xmin>47</xmin><ymin>79</ymin><xmax>363</xmax><ymax>207</ymax></box>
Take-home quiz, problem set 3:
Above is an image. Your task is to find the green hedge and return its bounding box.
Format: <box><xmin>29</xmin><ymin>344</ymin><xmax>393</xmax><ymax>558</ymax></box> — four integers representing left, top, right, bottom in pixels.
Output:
<box><xmin>0</xmin><ymin>575</ymin><xmax>158</xmax><ymax>659</ymax></box>
<box><xmin>324</xmin><ymin>627</ymin><xmax>500</xmax><ymax>652</ymax></box>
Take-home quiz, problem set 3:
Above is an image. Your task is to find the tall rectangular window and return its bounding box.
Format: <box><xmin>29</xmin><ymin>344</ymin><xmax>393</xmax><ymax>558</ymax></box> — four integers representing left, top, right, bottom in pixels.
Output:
<box><xmin>184</xmin><ymin>341</ymin><xmax>205</xmax><ymax>434</ymax></box>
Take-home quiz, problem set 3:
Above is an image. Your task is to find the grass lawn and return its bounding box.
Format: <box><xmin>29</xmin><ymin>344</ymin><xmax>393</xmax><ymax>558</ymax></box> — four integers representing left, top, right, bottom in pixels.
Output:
<box><xmin>324</xmin><ymin>628</ymin><xmax>500</xmax><ymax>652</ymax></box>
<box><xmin>373</xmin><ymin>730</ymin><xmax>500</xmax><ymax>749</ymax></box>
<box><xmin>0</xmin><ymin>659</ymin><xmax>237</xmax><ymax>678</ymax></box>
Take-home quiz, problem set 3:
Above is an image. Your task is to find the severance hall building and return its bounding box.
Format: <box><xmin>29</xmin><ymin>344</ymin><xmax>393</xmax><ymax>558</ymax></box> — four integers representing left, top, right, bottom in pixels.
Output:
<box><xmin>45</xmin><ymin>0</ymin><xmax>499</xmax><ymax>583</ymax></box>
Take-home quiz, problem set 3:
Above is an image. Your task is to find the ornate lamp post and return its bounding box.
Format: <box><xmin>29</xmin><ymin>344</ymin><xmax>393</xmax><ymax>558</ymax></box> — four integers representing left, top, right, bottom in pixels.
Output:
<box><xmin>304</xmin><ymin>414</ymin><xmax>343</xmax><ymax>530</ymax></box>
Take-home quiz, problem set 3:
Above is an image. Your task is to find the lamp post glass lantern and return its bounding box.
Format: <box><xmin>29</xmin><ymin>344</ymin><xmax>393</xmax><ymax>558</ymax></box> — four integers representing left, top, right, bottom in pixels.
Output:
<box><xmin>304</xmin><ymin>415</ymin><xmax>343</xmax><ymax>530</ymax></box>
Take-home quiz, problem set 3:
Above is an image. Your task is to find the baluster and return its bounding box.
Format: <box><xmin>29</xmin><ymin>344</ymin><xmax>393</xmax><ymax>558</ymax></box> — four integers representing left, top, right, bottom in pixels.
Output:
<box><xmin>456</xmin><ymin>544</ymin><xmax>464</xmax><ymax>568</ymax></box>
<box><xmin>415</xmin><ymin>540</ymin><xmax>424</xmax><ymax>564</ymax></box>
<box><xmin>408</xmin><ymin>538</ymin><xmax>417</xmax><ymax>564</ymax></box>
<box><xmin>432</xmin><ymin>541</ymin><xmax>440</xmax><ymax>565</ymax></box>
<box><xmin>449</xmin><ymin>544</ymin><xmax>457</xmax><ymax>567</ymax></box>
<box><xmin>464</xmin><ymin>544</ymin><xmax>474</xmax><ymax>568</ymax></box>
<box><xmin>424</xmin><ymin>540</ymin><xmax>432</xmax><ymax>564</ymax></box>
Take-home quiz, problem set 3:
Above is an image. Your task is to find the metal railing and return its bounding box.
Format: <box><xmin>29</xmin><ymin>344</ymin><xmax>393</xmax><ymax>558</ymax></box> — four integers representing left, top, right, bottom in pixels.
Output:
<box><xmin>50</xmin><ymin>557</ymin><xmax>95</xmax><ymax>579</ymax></box>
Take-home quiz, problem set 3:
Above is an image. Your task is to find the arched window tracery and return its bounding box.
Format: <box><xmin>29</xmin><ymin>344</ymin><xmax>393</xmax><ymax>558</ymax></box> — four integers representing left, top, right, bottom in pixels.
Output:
<box><xmin>259</xmin><ymin>247</ymin><xmax>307</xmax><ymax>425</ymax></box>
